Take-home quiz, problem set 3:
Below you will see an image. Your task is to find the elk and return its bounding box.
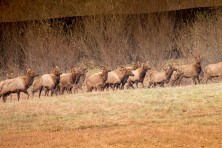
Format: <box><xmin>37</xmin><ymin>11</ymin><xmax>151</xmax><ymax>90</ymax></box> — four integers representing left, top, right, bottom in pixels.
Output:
<box><xmin>203</xmin><ymin>61</ymin><xmax>222</xmax><ymax>83</ymax></box>
<box><xmin>172</xmin><ymin>55</ymin><xmax>202</xmax><ymax>85</ymax></box>
<box><xmin>58</xmin><ymin>67</ymin><xmax>84</xmax><ymax>94</ymax></box>
<box><xmin>103</xmin><ymin>67</ymin><xmax>134</xmax><ymax>90</ymax></box>
<box><xmin>73</xmin><ymin>68</ymin><xmax>88</xmax><ymax>93</ymax></box>
<box><xmin>86</xmin><ymin>66</ymin><xmax>111</xmax><ymax>92</ymax></box>
<box><xmin>148</xmin><ymin>65</ymin><xmax>177</xmax><ymax>88</ymax></box>
<box><xmin>0</xmin><ymin>68</ymin><xmax>39</xmax><ymax>102</ymax></box>
<box><xmin>31</xmin><ymin>66</ymin><xmax>62</xmax><ymax>98</ymax></box>
<box><xmin>127</xmin><ymin>62</ymin><xmax>151</xmax><ymax>89</ymax></box>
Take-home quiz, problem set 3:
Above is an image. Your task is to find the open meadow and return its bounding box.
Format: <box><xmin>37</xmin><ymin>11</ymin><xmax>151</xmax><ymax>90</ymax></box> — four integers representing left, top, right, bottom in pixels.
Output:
<box><xmin>0</xmin><ymin>83</ymin><xmax>222</xmax><ymax>147</ymax></box>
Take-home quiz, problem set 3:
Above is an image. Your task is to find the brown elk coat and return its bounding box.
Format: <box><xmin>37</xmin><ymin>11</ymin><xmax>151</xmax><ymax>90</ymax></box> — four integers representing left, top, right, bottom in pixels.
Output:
<box><xmin>104</xmin><ymin>67</ymin><xmax>134</xmax><ymax>90</ymax></box>
<box><xmin>31</xmin><ymin>66</ymin><xmax>61</xmax><ymax>98</ymax></box>
<box><xmin>127</xmin><ymin>62</ymin><xmax>151</xmax><ymax>89</ymax></box>
<box><xmin>172</xmin><ymin>57</ymin><xmax>202</xmax><ymax>85</ymax></box>
<box><xmin>58</xmin><ymin>67</ymin><xmax>84</xmax><ymax>94</ymax></box>
<box><xmin>148</xmin><ymin>66</ymin><xmax>177</xmax><ymax>88</ymax></box>
<box><xmin>86</xmin><ymin>67</ymin><xmax>111</xmax><ymax>92</ymax></box>
<box><xmin>0</xmin><ymin>68</ymin><xmax>38</xmax><ymax>102</ymax></box>
<box><xmin>204</xmin><ymin>61</ymin><xmax>222</xmax><ymax>83</ymax></box>
<box><xmin>73</xmin><ymin>68</ymin><xmax>88</xmax><ymax>93</ymax></box>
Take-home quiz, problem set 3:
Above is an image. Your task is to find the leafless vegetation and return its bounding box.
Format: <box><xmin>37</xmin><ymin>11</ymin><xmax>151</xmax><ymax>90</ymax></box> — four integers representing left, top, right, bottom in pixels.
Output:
<box><xmin>0</xmin><ymin>8</ymin><xmax>222</xmax><ymax>79</ymax></box>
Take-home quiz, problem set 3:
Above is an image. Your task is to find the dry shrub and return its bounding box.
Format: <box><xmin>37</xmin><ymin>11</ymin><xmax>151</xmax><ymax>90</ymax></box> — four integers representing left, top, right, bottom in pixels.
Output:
<box><xmin>82</xmin><ymin>15</ymin><xmax>130</xmax><ymax>68</ymax></box>
<box><xmin>131</xmin><ymin>13</ymin><xmax>175</xmax><ymax>68</ymax></box>
<box><xmin>1</xmin><ymin>8</ymin><xmax>222</xmax><ymax>77</ymax></box>
<box><xmin>175</xmin><ymin>9</ymin><xmax>222</xmax><ymax>67</ymax></box>
<box><xmin>192</xmin><ymin>9</ymin><xmax>222</xmax><ymax>65</ymax></box>
<box><xmin>0</xmin><ymin>20</ymin><xmax>84</xmax><ymax>75</ymax></box>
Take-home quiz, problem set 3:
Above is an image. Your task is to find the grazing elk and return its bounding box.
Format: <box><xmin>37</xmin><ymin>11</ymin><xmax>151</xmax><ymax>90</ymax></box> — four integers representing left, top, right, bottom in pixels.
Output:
<box><xmin>86</xmin><ymin>66</ymin><xmax>111</xmax><ymax>92</ymax></box>
<box><xmin>0</xmin><ymin>68</ymin><xmax>39</xmax><ymax>102</ymax></box>
<box><xmin>172</xmin><ymin>55</ymin><xmax>202</xmax><ymax>85</ymax></box>
<box><xmin>31</xmin><ymin>66</ymin><xmax>62</xmax><ymax>98</ymax></box>
<box><xmin>203</xmin><ymin>61</ymin><xmax>222</xmax><ymax>83</ymax></box>
<box><xmin>72</xmin><ymin>68</ymin><xmax>88</xmax><ymax>93</ymax></box>
<box><xmin>58</xmin><ymin>67</ymin><xmax>84</xmax><ymax>94</ymax></box>
<box><xmin>103</xmin><ymin>67</ymin><xmax>134</xmax><ymax>90</ymax></box>
<box><xmin>148</xmin><ymin>65</ymin><xmax>177</xmax><ymax>88</ymax></box>
<box><xmin>127</xmin><ymin>62</ymin><xmax>151</xmax><ymax>89</ymax></box>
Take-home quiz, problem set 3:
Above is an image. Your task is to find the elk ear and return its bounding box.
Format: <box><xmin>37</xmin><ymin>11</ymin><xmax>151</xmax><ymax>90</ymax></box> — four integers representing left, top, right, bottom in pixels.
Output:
<box><xmin>132</xmin><ymin>61</ymin><xmax>135</xmax><ymax>64</ymax></box>
<box><xmin>83</xmin><ymin>68</ymin><xmax>88</xmax><ymax>73</ymax></box>
<box><xmin>26</xmin><ymin>68</ymin><xmax>32</xmax><ymax>74</ymax></box>
<box><xmin>101</xmin><ymin>65</ymin><xmax>106</xmax><ymax>70</ymax></box>
<box><xmin>141</xmin><ymin>63</ymin><xmax>144</xmax><ymax>68</ymax></box>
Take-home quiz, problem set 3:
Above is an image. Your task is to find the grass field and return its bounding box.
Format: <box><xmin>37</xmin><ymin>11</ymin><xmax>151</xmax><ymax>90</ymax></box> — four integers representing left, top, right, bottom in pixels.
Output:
<box><xmin>0</xmin><ymin>83</ymin><xmax>222</xmax><ymax>147</ymax></box>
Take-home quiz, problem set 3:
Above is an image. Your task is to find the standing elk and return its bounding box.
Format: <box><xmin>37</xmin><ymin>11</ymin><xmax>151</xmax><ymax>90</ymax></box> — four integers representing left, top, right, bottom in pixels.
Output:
<box><xmin>31</xmin><ymin>66</ymin><xmax>62</xmax><ymax>98</ymax></box>
<box><xmin>72</xmin><ymin>68</ymin><xmax>88</xmax><ymax>93</ymax></box>
<box><xmin>171</xmin><ymin>55</ymin><xmax>202</xmax><ymax>85</ymax></box>
<box><xmin>127</xmin><ymin>62</ymin><xmax>151</xmax><ymax>89</ymax></box>
<box><xmin>58</xmin><ymin>67</ymin><xmax>84</xmax><ymax>94</ymax></box>
<box><xmin>0</xmin><ymin>68</ymin><xmax>39</xmax><ymax>102</ymax></box>
<box><xmin>86</xmin><ymin>66</ymin><xmax>111</xmax><ymax>92</ymax></box>
<box><xmin>148</xmin><ymin>65</ymin><xmax>177</xmax><ymax>88</ymax></box>
<box><xmin>103</xmin><ymin>67</ymin><xmax>134</xmax><ymax>90</ymax></box>
<box><xmin>203</xmin><ymin>61</ymin><xmax>222</xmax><ymax>83</ymax></box>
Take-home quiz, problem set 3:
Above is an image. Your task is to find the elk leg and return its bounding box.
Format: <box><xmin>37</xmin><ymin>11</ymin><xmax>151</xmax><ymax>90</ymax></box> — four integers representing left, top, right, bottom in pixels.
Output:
<box><xmin>39</xmin><ymin>87</ymin><xmax>43</xmax><ymax>98</ymax></box>
<box><xmin>61</xmin><ymin>87</ymin><xmax>65</xmax><ymax>95</ymax></box>
<box><xmin>50</xmin><ymin>88</ymin><xmax>54</xmax><ymax>96</ymax></box>
<box><xmin>45</xmin><ymin>89</ymin><xmax>49</xmax><ymax>96</ymax></box>
<box><xmin>104</xmin><ymin>84</ymin><xmax>108</xmax><ymax>91</ymax></box>
<box><xmin>121</xmin><ymin>83</ymin><xmax>125</xmax><ymax>90</ymax></box>
<box><xmin>17</xmin><ymin>91</ymin><xmax>20</xmax><ymax>101</ymax></box>
<box><xmin>31</xmin><ymin>90</ymin><xmax>35</xmax><ymax>98</ymax></box>
<box><xmin>2</xmin><ymin>94</ymin><xmax>7</xmax><ymax>102</ymax></box>
<box><xmin>141</xmin><ymin>81</ymin><xmax>144</xmax><ymax>88</ymax></box>
<box><xmin>69</xmin><ymin>86</ymin><xmax>73</xmax><ymax>94</ymax></box>
<box><xmin>192</xmin><ymin>78</ymin><xmax>197</xmax><ymax>85</ymax></box>
<box><xmin>210</xmin><ymin>77</ymin><xmax>213</xmax><ymax>83</ymax></box>
<box><xmin>196</xmin><ymin>76</ymin><xmax>200</xmax><ymax>84</ymax></box>
<box><xmin>24</xmin><ymin>90</ymin><xmax>30</xmax><ymax>99</ymax></box>
<box><xmin>131</xmin><ymin>82</ymin><xmax>135</xmax><ymax>89</ymax></box>
<box><xmin>160</xmin><ymin>82</ymin><xmax>164</xmax><ymax>87</ymax></box>
<box><xmin>148</xmin><ymin>82</ymin><xmax>153</xmax><ymax>88</ymax></box>
<box><xmin>110</xmin><ymin>84</ymin><xmax>115</xmax><ymax>91</ymax></box>
<box><xmin>135</xmin><ymin>82</ymin><xmax>138</xmax><ymax>88</ymax></box>
<box><xmin>97</xmin><ymin>85</ymin><xmax>102</xmax><ymax>91</ymax></box>
<box><xmin>177</xmin><ymin>75</ymin><xmax>184</xmax><ymax>86</ymax></box>
<box><xmin>116</xmin><ymin>83</ymin><xmax>121</xmax><ymax>89</ymax></box>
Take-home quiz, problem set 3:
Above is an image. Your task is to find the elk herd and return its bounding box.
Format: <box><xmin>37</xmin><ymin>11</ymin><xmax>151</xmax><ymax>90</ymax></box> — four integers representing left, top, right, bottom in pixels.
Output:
<box><xmin>0</xmin><ymin>55</ymin><xmax>222</xmax><ymax>102</ymax></box>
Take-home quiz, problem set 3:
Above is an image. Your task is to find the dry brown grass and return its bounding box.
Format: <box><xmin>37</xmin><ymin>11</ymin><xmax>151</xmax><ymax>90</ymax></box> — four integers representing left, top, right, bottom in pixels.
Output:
<box><xmin>0</xmin><ymin>83</ymin><xmax>222</xmax><ymax>147</ymax></box>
